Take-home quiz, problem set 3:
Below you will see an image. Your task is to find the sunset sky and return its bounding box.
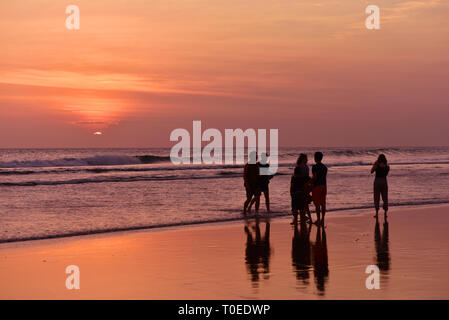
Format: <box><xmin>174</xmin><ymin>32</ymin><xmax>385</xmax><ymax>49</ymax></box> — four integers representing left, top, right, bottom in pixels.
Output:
<box><xmin>1</xmin><ymin>0</ymin><xmax>448</xmax><ymax>148</ymax></box>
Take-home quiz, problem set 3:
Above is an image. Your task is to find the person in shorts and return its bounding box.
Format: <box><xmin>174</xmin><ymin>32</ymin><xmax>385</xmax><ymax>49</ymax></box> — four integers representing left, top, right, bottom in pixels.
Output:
<box><xmin>311</xmin><ymin>152</ymin><xmax>327</xmax><ymax>226</ymax></box>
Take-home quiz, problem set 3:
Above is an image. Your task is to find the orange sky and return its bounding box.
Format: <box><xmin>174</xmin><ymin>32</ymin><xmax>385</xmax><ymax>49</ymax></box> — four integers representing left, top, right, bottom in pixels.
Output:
<box><xmin>0</xmin><ymin>0</ymin><xmax>448</xmax><ymax>147</ymax></box>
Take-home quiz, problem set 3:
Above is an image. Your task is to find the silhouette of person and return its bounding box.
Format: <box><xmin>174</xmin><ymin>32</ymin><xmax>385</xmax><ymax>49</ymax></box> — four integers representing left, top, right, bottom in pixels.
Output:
<box><xmin>290</xmin><ymin>154</ymin><xmax>312</xmax><ymax>224</ymax></box>
<box><xmin>374</xmin><ymin>215</ymin><xmax>390</xmax><ymax>272</ymax></box>
<box><xmin>243</xmin><ymin>151</ymin><xmax>261</xmax><ymax>215</ymax></box>
<box><xmin>311</xmin><ymin>151</ymin><xmax>328</xmax><ymax>226</ymax></box>
<box><xmin>244</xmin><ymin>218</ymin><xmax>271</xmax><ymax>287</ymax></box>
<box><xmin>248</xmin><ymin>153</ymin><xmax>274</xmax><ymax>213</ymax></box>
<box><xmin>292</xmin><ymin>220</ymin><xmax>312</xmax><ymax>285</ymax></box>
<box><xmin>311</xmin><ymin>225</ymin><xmax>329</xmax><ymax>295</ymax></box>
<box><xmin>371</xmin><ymin>154</ymin><xmax>390</xmax><ymax>217</ymax></box>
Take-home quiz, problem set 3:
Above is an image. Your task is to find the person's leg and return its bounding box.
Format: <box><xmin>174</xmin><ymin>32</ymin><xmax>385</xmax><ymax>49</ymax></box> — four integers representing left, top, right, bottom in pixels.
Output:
<box><xmin>244</xmin><ymin>196</ymin><xmax>252</xmax><ymax>214</ymax></box>
<box><xmin>299</xmin><ymin>209</ymin><xmax>305</xmax><ymax>222</ymax></box>
<box><xmin>321</xmin><ymin>204</ymin><xmax>326</xmax><ymax>226</ymax></box>
<box><xmin>322</xmin><ymin>187</ymin><xmax>327</xmax><ymax>225</ymax></box>
<box><xmin>304</xmin><ymin>205</ymin><xmax>312</xmax><ymax>223</ymax></box>
<box><xmin>263</xmin><ymin>190</ymin><xmax>270</xmax><ymax>212</ymax></box>
<box><xmin>299</xmin><ymin>197</ymin><xmax>307</xmax><ymax>222</ymax></box>
<box><xmin>312</xmin><ymin>187</ymin><xmax>318</xmax><ymax>224</ymax></box>
<box><xmin>254</xmin><ymin>194</ymin><xmax>261</xmax><ymax>214</ymax></box>
<box><xmin>248</xmin><ymin>195</ymin><xmax>257</xmax><ymax>211</ymax></box>
<box><xmin>291</xmin><ymin>211</ymin><xmax>298</xmax><ymax>225</ymax></box>
<box><xmin>291</xmin><ymin>191</ymin><xmax>299</xmax><ymax>224</ymax></box>
<box><xmin>244</xmin><ymin>189</ymin><xmax>253</xmax><ymax>214</ymax></box>
<box><xmin>381</xmin><ymin>182</ymin><xmax>388</xmax><ymax>216</ymax></box>
<box><xmin>255</xmin><ymin>195</ymin><xmax>260</xmax><ymax>213</ymax></box>
<box><xmin>373</xmin><ymin>181</ymin><xmax>380</xmax><ymax>217</ymax></box>
<box><xmin>315</xmin><ymin>205</ymin><xmax>321</xmax><ymax>225</ymax></box>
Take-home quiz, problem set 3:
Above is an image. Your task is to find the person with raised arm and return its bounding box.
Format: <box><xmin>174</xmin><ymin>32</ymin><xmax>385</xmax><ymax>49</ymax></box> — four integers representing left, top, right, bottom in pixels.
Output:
<box><xmin>371</xmin><ymin>154</ymin><xmax>390</xmax><ymax>217</ymax></box>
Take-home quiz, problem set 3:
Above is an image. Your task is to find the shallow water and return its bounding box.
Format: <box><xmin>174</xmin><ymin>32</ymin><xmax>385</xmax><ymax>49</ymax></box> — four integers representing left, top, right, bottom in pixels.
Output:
<box><xmin>1</xmin><ymin>147</ymin><xmax>449</xmax><ymax>242</ymax></box>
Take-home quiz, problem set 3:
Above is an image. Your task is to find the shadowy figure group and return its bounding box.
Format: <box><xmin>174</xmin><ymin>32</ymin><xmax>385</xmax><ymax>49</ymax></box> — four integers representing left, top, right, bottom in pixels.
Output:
<box><xmin>243</xmin><ymin>151</ymin><xmax>391</xmax><ymax>223</ymax></box>
<box><xmin>243</xmin><ymin>214</ymin><xmax>390</xmax><ymax>295</ymax></box>
<box><xmin>243</xmin><ymin>216</ymin><xmax>329</xmax><ymax>293</ymax></box>
<box><xmin>241</xmin><ymin>152</ymin><xmax>391</xmax><ymax>295</ymax></box>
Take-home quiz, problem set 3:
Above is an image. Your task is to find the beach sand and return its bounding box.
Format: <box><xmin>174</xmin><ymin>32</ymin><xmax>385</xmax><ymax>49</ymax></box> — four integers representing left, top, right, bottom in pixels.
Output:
<box><xmin>0</xmin><ymin>205</ymin><xmax>448</xmax><ymax>299</ymax></box>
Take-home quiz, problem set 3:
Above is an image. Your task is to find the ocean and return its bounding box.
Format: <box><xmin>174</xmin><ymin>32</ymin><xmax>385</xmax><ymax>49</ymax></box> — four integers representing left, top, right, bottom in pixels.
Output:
<box><xmin>1</xmin><ymin>147</ymin><xmax>448</xmax><ymax>242</ymax></box>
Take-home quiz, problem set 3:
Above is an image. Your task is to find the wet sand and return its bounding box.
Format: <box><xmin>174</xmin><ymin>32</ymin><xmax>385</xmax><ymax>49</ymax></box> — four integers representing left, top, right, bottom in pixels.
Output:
<box><xmin>0</xmin><ymin>205</ymin><xmax>448</xmax><ymax>299</ymax></box>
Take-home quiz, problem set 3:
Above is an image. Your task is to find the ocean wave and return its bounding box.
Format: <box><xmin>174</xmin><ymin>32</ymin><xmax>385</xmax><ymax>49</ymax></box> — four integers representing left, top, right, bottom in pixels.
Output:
<box><xmin>1</xmin><ymin>159</ymin><xmax>448</xmax><ymax>177</ymax></box>
<box><xmin>0</xmin><ymin>174</ymin><xmax>237</xmax><ymax>187</ymax></box>
<box><xmin>0</xmin><ymin>156</ymin><xmax>449</xmax><ymax>179</ymax></box>
<box><xmin>0</xmin><ymin>154</ymin><xmax>170</xmax><ymax>169</ymax></box>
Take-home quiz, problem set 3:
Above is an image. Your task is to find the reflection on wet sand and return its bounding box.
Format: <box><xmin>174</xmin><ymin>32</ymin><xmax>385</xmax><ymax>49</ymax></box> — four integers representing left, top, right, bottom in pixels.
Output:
<box><xmin>374</xmin><ymin>216</ymin><xmax>390</xmax><ymax>279</ymax></box>
<box><xmin>242</xmin><ymin>215</ymin><xmax>391</xmax><ymax>296</ymax></box>
<box><xmin>291</xmin><ymin>222</ymin><xmax>329</xmax><ymax>295</ymax></box>
<box><xmin>312</xmin><ymin>225</ymin><xmax>329</xmax><ymax>295</ymax></box>
<box><xmin>292</xmin><ymin>221</ymin><xmax>312</xmax><ymax>285</ymax></box>
<box><xmin>244</xmin><ymin>218</ymin><xmax>271</xmax><ymax>287</ymax></box>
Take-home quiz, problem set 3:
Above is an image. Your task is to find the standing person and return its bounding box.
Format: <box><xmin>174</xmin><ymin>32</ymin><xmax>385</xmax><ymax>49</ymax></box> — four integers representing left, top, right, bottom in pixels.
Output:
<box><xmin>249</xmin><ymin>153</ymin><xmax>274</xmax><ymax>213</ymax></box>
<box><xmin>311</xmin><ymin>152</ymin><xmax>328</xmax><ymax>226</ymax></box>
<box><xmin>371</xmin><ymin>154</ymin><xmax>390</xmax><ymax>217</ymax></box>
<box><xmin>290</xmin><ymin>154</ymin><xmax>312</xmax><ymax>224</ymax></box>
<box><xmin>243</xmin><ymin>151</ymin><xmax>261</xmax><ymax>215</ymax></box>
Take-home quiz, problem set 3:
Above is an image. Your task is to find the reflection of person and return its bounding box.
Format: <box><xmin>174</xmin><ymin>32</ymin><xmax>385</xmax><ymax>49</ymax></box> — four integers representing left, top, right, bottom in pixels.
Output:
<box><xmin>311</xmin><ymin>152</ymin><xmax>327</xmax><ymax>226</ymax></box>
<box><xmin>292</xmin><ymin>220</ymin><xmax>312</xmax><ymax>284</ymax></box>
<box><xmin>311</xmin><ymin>225</ymin><xmax>329</xmax><ymax>294</ymax></box>
<box><xmin>371</xmin><ymin>154</ymin><xmax>390</xmax><ymax>217</ymax></box>
<box><xmin>290</xmin><ymin>154</ymin><xmax>312</xmax><ymax>224</ymax></box>
<box><xmin>244</xmin><ymin>218</ymin><xmax>271</xmax><ymax>286</ymax></box>
<box><xmin>243</xmin><ymin>152</ymin><xmax>260</xmax><ymax>215</ymax></box>
<box><xmin>374</xmin><ymin>216</ymin><xmax>390</xmax><ymax>272</ymax></box>
<box><xmin>248</xmin><ymin>153</ymin><xmax>274</xmax><ymax>213</ymax></box>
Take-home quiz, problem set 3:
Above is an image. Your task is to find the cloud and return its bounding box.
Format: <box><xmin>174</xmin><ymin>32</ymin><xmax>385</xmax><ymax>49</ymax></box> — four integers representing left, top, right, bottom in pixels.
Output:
<box><xmin>382</xmin><ymin>0</ymin><xmax>445</xmax><ymax>22</ymax></box>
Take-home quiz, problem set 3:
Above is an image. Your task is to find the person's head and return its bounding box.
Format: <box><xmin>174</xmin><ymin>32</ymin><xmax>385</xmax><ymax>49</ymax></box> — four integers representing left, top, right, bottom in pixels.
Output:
<box><xmin>248</xmin><ymin>151</ymin><xmax>258</xmax><ymax>164</ymax></box>
<box><xmin>260</xmin><ymin>152</ymin><xmax>269</xmax><ymax>165</ymax></box>
<box><xmin>314</xmin><ymin>151</ymin><xmax>324</xmax><ymax>163</ymax></box>
<box><xmin>377</xmin><ymin>154</ymin><xmax>387</xmax><ymax>164</ymax></box>
<box><xmin>296</xmin><ymin>153</ymin><xmax>308</xmax><ymax>166</ymax></box>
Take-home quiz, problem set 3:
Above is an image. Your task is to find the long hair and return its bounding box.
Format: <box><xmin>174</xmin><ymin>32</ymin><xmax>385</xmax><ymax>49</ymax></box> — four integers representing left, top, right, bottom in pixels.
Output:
<box><xmin>377</xmin><ymin>154</ymin><xmax>387</xmax><ymax>164</ymax></box>
<box><xmin>296</xmin><ymin>153</ymin><xmax>308</xmax><ymax>166</ymax></box>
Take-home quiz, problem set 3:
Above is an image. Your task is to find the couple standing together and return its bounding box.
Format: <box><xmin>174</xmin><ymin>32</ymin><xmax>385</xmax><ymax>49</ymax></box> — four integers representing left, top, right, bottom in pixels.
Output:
<box><xmin>243</xmin><ymin>152</ymin><xmax>273</xmax><ymax>215</ymax></box>
<box><xmin>290</xmin><ymin>152</ymin><xmax>327</xmax><ymax>226</ymax></box>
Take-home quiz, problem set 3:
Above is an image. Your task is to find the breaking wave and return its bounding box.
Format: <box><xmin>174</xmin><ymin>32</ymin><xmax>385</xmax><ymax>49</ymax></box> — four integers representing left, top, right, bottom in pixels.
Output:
<box><xmin>0</xmin><ymin>154</ymin><xmax>170</xmax><ymax>169</ymax></box>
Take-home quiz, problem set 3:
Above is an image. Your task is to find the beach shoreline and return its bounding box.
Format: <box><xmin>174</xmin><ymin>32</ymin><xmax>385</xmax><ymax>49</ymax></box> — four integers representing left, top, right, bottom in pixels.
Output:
<box><xmin>2</xmin><ymin>201</ymin><xmax>448</xmax><ymax>245</ymax></box>
<box><xmin>1</xmin><ymin>204</ymin><xmax>448</xmax><ymax>299</ymax></box>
